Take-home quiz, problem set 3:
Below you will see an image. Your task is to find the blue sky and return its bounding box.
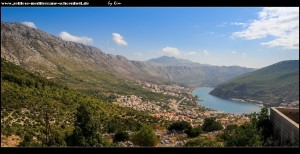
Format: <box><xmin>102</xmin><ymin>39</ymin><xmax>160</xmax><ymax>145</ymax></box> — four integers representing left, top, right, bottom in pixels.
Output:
<box><xmin>1</xmin><ymin>7</ymin><xmax>299</xmax><ymax>68</ymax></box>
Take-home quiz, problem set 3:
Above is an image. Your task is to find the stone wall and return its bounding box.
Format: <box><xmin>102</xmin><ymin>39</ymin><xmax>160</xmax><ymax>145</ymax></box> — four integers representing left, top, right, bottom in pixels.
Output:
<box><xmin>270</xmin><ymin>107</ymin><xmax>299</xmax><ymax>146</ymax></box>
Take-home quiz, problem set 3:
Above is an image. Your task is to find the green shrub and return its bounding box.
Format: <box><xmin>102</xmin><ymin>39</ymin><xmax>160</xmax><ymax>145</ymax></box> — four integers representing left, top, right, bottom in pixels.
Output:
<box><xmin>202</xmin><ymin>117</ymin><xmax>223</xmax><ymax>132</ymax></box>
<box><xmin>168</xmin><ymin>121</ymin><xmax>192</xmax><ymax>132</ymax></box>
<box><xmin>220</xmin><ymin>123</ymin><xmax>262</xmax><ymax>147</ymax></box>
<box><xmin>19</xmin><ymin>134</ymin><xmax>37</xmax><ymax>147</ymax></box>
<box><xmin>45</xmin><ymin>130</ymin><xmax>66</xmax><ymax>147</ymax></box>
<box><xmin>185</xmin><ymin>126</ymin><xmax>202</xmax><ymax>138</ymax></box>
<box><xmin>131</xmin><ymin>125</ymin><xmax>158</xmax><ymax>146</ymax></box>
<box><xmin>113</xmin><ymin>131</ymin><xmax>129</xmax><ymax>142</ymax></box>
<box><xmin>184</xmin><ymin>136</ymin><xmax>221</xmax><ymax>147</ymax></box>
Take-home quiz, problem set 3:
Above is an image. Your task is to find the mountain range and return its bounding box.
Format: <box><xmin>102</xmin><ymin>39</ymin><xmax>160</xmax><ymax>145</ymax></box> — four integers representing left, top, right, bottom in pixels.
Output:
<box><xmin>145</xmin><ymin>56</ymin><xmax>255</xmax><ymax>87</ymax></box>
<box><xmin>2</xmin><ymin>21</ymin><xmax>298</xmax><ymax>108</ymax></box>
<box><xmin>210</xmin><ymin>60</ymin><xmax>299</xmax><ymax>107</ymax></box>
<box><xmin>1</xmin><ymin>22</ymin><xmax>255</xmax><ymax>90</ymax></box>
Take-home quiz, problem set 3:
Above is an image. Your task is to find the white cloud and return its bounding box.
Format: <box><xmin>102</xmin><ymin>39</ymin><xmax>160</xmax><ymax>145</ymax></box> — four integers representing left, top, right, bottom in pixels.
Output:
<box><xmin>59</xmin><ymin>32</ymin><xmax>93</xmax><ymax>44</ymax></box>
<box><xmin>162</xmin><ymin>46</ymin><xmax>180</xmax><ymax>56</ymax></box>
<box><xmin>112</xmin><ymin>33</ymin><xmax>128</xmax><ymax>46</ymax></box>
<box><xmin>230</xmin><ymin>22</ymin><xmax>247</xmax><ymax>27</ymax></box>
<box><xmin>260</xmin><ymin>32</ymin><xmax>299</xmax><ymax>49</ymax></box>
<box><xmin>242</xmin><ymin>52</ymin><xmax>247</xmax><ymax>57</ymax></box>
<box><xmin>232</xmin><ymin>7</ymin><xmax>299</xmax><ymax>50</ymax></box>
<box><xmin>231</xmin><ymin>51</ymin><xmax>237</xmax><ymax>54</ymax></box>
<box><xmin>203</xmin><ymin>50</ymin><xmax>209</xmax><ymax>56</ymax></box>
<box><xmin>21</xmin><ymin>22</ymin><xmax>37</xmax><ymax>29</ymax></box>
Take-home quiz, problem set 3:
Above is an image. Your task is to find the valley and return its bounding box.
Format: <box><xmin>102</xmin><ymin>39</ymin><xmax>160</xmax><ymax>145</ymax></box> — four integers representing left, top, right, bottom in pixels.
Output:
<box><xmin>1</xmin><ymin>18</ymin><xmax>299</xmax><ymax>147</ymax></box>
<box><xmin>1</xmin><ymin>59</ymin><xmax>250</xmax><ymax>147</ymax></box>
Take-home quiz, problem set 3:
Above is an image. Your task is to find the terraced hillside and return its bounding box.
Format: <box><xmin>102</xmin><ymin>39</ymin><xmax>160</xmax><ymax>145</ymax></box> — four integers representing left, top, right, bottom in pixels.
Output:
<box><xmin>1</xmin><ymin>59</ymin><xmax>166</xmax><ymax>146</ymax></box>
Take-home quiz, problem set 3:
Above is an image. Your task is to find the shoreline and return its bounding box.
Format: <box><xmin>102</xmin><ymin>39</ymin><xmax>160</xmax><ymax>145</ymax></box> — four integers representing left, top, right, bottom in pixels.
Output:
<box><xmin>192</xmin><ymin>87</ymin><xmax>262</xmax><ymax>115</ymax></box>
<box><xmin>116</xmin><ymin>83</ymin><xmax>251</xmax><ymax>127</ymax></box>
<box><xmin>229</xmin><ymin>98</ymin><xmax>264</xmax><ymax>108</ymax></box>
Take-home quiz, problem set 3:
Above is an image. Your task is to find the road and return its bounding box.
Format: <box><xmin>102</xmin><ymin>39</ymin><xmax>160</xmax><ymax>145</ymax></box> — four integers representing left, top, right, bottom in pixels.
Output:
<box><xmin>173</xmin><ymin>97</ymin><xmax>186</xmax><ymax>112</ymax></box>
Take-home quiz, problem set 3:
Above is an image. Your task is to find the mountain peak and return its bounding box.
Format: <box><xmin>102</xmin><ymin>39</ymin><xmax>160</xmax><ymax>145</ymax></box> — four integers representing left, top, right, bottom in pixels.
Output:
<box><xmin>148</xmin><ymin>56</ymin><xmax>178</xmax><ymax>61</ymax></box>
<box><xmin>147</xmin><ymin>56</ymin><xmax>196</xmax><ymax>66</ymax></box>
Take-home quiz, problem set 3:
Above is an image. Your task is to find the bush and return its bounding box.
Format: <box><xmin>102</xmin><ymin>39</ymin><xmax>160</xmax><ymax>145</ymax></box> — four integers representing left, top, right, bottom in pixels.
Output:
<box><xmin>220</xmin><ymin>123</ymin><xmax>262</xmax><ymax>147</ymax></box>
<box><xmin>19</xmin><ymin>134</ymin><xmax>41</xmax><ymax>147</ymax></box>
<box><xmin>184</xmin><ymin>136</ymin><xmax>221</xmax><ymax>147</ymax></box>
<box><xmin>131</xmin><ymin>125</ymin><xmax>158</xmax><ymax>146</ymax></box>
<box><xmin>168</xmin><ymin>121</ymin><xmax>192</xmax><ymax>132</ymax></box>
<box><xmin>250</xmin><ymin>107</ymin><xmax>273</xmax><ymax>144</ymax></box>
<box><xmin>113</xmin><ymin>131</ymin><xmax>129</xmax><ymax>142</ymax></box>
<box><xmin>45</xmin><ymin>130</ymin><xmax>66</xmax><ymax>146</ymax></box>
<box><xmin>185</xmin><ymin>126</ymin><xmax>202</xmax><ymax>138</ymax></box>
<box><xmin>202</xmin><ymin>117</ymin><xmax>223</xmax><ymax>132</ymax></box>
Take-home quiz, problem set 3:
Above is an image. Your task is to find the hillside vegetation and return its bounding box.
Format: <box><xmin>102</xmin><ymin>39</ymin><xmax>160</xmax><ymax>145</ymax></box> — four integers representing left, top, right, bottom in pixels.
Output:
<box><xmin>1</xmin><ymin>59</ymin><xmax>166</xmax><ymax>146</ymax></box>
<box><xmin>210</xmin><ymin>60</ymin><xmax>299</xmax><ymax>107</ymax></box>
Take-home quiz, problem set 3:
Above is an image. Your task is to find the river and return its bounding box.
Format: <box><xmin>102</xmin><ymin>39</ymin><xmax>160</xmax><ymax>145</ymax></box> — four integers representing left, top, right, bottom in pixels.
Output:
<box><xmin>192</xmin><ymin>87</ymin><xmax>262</xmax><ymax>114</ymax></box>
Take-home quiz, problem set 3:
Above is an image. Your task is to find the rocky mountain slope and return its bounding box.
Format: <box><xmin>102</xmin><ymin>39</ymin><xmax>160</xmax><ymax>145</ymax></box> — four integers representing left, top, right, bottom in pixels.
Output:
<box><xmin>1</xmin><ymin>22</ymin><xmax>254</xmax><ymax>90</ymax></box>
<box><xmin>145</xmin><ymin>56</ymin><xmax>255</xmax><ymax>87</ymax></box>
<box><xmin>1</xmin><ymin>22</ymin><xmax>166</xmax><ymax>85</ymax></box>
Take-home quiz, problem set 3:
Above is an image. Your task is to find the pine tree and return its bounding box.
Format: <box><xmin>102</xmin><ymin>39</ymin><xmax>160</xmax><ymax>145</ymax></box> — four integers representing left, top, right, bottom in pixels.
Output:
<box><xmin>67</xmin><ymin>103</ymin><xmax>105</xmax><ymax>146</ymax></box>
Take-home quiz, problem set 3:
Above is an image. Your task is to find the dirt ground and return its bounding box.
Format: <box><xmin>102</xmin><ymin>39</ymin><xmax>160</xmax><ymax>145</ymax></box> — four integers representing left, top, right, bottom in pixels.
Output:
<box><xmin>1</xmin><ymin>135</ymin><xmax>21</xmax><ymax>147</ymax></box>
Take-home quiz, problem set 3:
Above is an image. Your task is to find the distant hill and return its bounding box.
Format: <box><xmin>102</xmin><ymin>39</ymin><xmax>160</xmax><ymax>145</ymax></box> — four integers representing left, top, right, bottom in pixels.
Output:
<box><xmin>147</xmin><ymin>56</ymin><xmax>201</xmax><ymax>67</ymax></box>
<box><xmin>145</xmin><ymin>56</ymin><xmax>255</xmax><ymax>87</ymax></box>
<box><xmin>210</xmin><ymin>60</ymin><xmax>299</xmax><ymax>107</ymax></box>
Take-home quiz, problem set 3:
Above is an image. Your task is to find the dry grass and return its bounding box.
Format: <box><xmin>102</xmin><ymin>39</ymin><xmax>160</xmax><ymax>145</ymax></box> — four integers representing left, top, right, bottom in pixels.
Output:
<box><xmin>1</xmin><ymin>135</ymin><xmax>21</xmax><ymax>147</ymax></box>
